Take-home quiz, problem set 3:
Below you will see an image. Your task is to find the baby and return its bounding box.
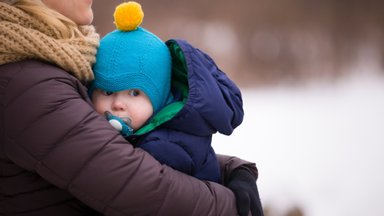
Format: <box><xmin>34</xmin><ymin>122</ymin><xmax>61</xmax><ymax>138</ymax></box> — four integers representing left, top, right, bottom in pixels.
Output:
<box><xmin>90</xmin><ymin>1</ymin><xmax>244</xmax><ymax>183</ymax></box>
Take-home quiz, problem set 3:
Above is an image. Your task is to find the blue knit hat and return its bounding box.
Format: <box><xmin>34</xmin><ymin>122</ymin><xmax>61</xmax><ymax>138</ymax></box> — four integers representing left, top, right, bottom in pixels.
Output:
<box><xmin>92</xmin><ymin>1</ymin><xmax>172</xmax><ymax>113</ymax></box>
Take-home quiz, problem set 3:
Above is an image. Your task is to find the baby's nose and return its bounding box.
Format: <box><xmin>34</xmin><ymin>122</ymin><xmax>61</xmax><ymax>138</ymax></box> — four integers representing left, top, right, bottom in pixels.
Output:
<box><xmin>111</xmin><ymin>98</ymin><xmax>127</xmax><ymax>111</ymax></box>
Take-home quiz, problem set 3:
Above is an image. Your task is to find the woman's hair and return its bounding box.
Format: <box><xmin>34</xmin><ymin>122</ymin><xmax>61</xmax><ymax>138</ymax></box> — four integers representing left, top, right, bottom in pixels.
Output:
<box><xmin>11</xmin><ymin>0</ymin><xmax>85</xmax><ymax>38</ymax></box>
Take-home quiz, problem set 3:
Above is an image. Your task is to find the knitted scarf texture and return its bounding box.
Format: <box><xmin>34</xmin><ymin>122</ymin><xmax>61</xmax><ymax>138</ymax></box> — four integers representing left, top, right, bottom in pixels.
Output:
<box><xmin>0</xmin><ymin>2</ymin><xmax>99</xmax><ymax>82</ymax></box>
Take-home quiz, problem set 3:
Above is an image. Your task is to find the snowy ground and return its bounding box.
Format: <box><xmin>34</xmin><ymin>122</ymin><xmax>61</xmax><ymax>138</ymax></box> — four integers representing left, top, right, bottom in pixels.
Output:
<box><xmin>212</xmin><ymin>73</ymin><xmax>384</xmax><ymax>216</ymax></box>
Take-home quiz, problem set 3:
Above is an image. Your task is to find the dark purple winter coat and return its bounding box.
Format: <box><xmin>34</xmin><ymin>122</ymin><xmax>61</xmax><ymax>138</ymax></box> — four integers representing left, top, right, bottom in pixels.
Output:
<box><xmin>0</xmin><ymin>58</ymin><xmax>256</xmax><ymax>215</ymax></box>
<box><xmin>130</xmin><ymin>39</ymin><xmax>244</xmax><ymax>183</ymax></box>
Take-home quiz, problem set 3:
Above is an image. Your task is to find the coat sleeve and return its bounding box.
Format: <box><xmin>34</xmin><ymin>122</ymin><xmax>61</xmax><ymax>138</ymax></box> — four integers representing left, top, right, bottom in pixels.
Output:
<box><xmin>217</xmin><ymin>154</ymin><xmax>259</xmax><ymax>184</ymax></box>
<box><xmin>138</xmin><ymin>137</ymin><xmax>195</xmax><ymax>176</ymax></box>
<box><xmin>1</xmin><ymin>62</ymin><xmax>238</xmax><ymax>216</ymax></box>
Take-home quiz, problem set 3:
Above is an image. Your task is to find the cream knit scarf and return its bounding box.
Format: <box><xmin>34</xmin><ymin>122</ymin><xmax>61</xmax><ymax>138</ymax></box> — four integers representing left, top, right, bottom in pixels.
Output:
<box><xmin>0</xmin><ymin>2</ymin><xmax>99</xmax><ymax>82</ymax></box>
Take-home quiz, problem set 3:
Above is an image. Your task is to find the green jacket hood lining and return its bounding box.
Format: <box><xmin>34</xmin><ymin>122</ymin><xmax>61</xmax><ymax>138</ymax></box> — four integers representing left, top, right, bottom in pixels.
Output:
<box><xmin>135</xmin><ymin>41</ymin><xmax>189</xmax><ymax>135</ymax></box>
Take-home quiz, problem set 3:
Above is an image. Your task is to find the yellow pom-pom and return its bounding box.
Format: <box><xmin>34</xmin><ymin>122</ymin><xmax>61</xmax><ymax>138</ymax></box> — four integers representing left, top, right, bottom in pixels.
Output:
<box><xmin>113</xmin><ymin>1</ymin><xmax>144</xmax><ymax>31</ymax></box>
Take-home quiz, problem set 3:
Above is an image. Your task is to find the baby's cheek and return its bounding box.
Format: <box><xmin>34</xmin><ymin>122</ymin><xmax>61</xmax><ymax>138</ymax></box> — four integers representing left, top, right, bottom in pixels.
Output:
<box><xmin>93</xmin><ymin>102</ymin><xmax>107</xmax><ymax>115</ymax></box>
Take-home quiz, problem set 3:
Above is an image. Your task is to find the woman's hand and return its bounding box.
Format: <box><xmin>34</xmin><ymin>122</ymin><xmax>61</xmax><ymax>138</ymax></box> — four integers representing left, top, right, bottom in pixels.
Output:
<box><xmin>227</xmin><ymin>168</ymin><xmax>264</xmax><ymax>216</ymax></box>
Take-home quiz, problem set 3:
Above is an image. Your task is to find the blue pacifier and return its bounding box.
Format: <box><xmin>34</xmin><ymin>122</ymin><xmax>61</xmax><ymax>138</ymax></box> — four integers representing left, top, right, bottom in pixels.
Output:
<box><xmin>104</xmin><ymin>111</ymin><xmax>134</xmax><ymax>137</ymax></box>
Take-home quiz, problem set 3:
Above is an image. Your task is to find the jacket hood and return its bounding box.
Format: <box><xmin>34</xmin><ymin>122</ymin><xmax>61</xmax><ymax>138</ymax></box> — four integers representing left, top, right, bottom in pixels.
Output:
<box><xmin>158</xmin><ymin>39</ymin><xmax>244</xmax><ymax>136</ymax></box>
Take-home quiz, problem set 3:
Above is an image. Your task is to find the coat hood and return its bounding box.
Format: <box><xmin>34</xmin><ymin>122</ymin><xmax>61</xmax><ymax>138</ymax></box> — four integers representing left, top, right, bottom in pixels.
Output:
<box><xmin>159</xmin><ymin>39</ymin><xmax>244</xmax><ymax>136</ymax></box>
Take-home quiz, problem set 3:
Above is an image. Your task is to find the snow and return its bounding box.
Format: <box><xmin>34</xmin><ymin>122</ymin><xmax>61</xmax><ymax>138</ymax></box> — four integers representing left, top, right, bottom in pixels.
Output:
<box><xmin>212</xmin><ymin>73</ymin><xmax>384</xmax><ymax>216</ymax></box>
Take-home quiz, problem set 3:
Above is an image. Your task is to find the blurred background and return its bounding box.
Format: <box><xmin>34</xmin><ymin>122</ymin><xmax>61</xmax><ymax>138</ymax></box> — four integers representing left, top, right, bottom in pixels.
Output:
<box><xmin>93</xmin><ymin>1</ymin><xmax>384</xmax><ymax>216</ymax></box>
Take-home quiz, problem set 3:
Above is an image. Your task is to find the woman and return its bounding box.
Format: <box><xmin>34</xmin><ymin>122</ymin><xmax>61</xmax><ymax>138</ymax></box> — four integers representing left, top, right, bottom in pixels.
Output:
<box><xmin>0</xmin><ymin>0</ymin><xmax>263</xmax><ymax>215</ymax></box>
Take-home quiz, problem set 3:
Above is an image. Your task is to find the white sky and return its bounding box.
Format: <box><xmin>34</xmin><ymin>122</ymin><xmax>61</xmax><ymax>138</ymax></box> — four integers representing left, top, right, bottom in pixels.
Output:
<box><xmin>212</xmin><ymin>72</ymin><xmax>384</xmax><ymax>216</ymax></box>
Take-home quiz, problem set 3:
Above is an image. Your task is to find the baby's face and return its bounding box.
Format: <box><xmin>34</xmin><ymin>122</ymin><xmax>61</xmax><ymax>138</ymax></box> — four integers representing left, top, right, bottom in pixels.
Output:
<box><xmin>92</xmin><ymin>89</ymin><xmax>153</xmax><ymax>130</ymax></box>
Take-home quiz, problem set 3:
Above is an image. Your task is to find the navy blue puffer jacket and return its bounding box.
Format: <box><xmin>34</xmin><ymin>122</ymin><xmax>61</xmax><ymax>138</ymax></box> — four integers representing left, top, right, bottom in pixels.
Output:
<box><xmin>130</xmin><ymin>39</ymin><xmax>244</xmax><ymax>183</ymax></box>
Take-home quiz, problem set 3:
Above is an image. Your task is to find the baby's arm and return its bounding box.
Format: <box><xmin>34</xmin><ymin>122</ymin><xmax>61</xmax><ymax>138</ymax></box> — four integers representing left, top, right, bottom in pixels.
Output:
<box><xmin>139</xmin><ymin>139</ymin><xmax>195</xmax><ymax>175</ymax></box>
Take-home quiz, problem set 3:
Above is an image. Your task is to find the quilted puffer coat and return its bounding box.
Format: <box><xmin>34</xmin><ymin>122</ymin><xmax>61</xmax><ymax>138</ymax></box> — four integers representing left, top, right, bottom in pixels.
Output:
<box><xmin>0</xmin><ymin>59</ymin><xmax>257</xmax><ymax>215</ymax></box>
<box><xmin>131</xmin><ymin>39</ymin><xmax>244</xmax><ymax>183</ymax></box>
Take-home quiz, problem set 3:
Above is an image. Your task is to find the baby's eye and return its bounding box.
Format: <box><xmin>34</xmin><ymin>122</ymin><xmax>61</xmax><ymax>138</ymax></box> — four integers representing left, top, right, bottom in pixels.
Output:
<box><xmin>128</xmin><ymin>89</ymin><xmax>140</xmax><ymax>97</ymax></box>
<box><xmin>102</xmin><ymin>90</ymin><xmax>113</xmax><ymax>96</ymax></box>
